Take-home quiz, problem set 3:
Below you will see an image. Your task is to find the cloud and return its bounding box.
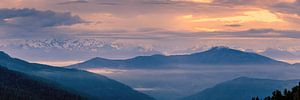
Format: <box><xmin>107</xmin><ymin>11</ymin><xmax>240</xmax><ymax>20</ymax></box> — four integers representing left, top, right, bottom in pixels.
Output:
<box><xmin>213</xmin><ymin>0</ymin><xmax>259</xmax><ymax>5</ymax></box>
<box><xmin>0</xmin><ymin>8</ymin><xmax>84</xmax><ymax>39</ymax></box>
<box><xmin>271</xmin><ymin>0</ymin><xmax>300</xmax><ymax>15</ymax></box>
<box><xmin>75</xmin><ymin>28</ymin><xmax>300</xmax><ymax>40</ymax></box>
<box><xmin>145</xmin><ymin>28</ymin><xmax>300</xmax><ymax>39</ymax></box>
<box><xmin>211</xmin><ymin>28</ymin><xmax>300</xmax><ymax>39</ymax></box>
<box><xmin>185</xmin><ymin>9</ymin><xmax>283</xmax><ymax>23</ymax></box>
<box><xmin>57</xmin><ymin>0</ymin><xmax>89</xmax><ymax>5</ymax></box>
<box><xmin>224</xmin><ymin>24</ymin><xmax>242</xmax><ymax>27</ymax></box>
<box><xmin>212</xmin><ymin>0</ymin><xmax>300</xmax><ymax>16</ymax></box>
<box><xmin>141</xmin><ymin>1</ymin><xmax>176</xmax><ymax>5</ymax></box>
<box><xmin>213</xmin><ymin>0</ymin><xmax>296</xmax><ymax>6</ymax></box>
<box><xmin>0</xmin><ymin>8</ymin><xmax>83</xmax><ymax>28</ymax></box>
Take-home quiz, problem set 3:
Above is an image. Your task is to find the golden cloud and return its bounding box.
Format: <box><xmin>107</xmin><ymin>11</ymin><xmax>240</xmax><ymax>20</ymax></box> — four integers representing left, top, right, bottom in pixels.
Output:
<box><xmin>186</xmin><ymin>9</ymin><xmax>283</xmax><ymax>23</ymax></box>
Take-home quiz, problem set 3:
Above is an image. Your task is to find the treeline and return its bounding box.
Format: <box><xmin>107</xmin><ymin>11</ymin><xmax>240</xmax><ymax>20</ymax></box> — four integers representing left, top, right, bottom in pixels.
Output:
<box><xmin>252</xmin><ymin>83</ymin><xmax>300</xmax><ymax>100</ymax></box>
<box><xmin>0</xmin><ymin>66</ymin><xmax>85</xmax><ymax>100</ymax></box>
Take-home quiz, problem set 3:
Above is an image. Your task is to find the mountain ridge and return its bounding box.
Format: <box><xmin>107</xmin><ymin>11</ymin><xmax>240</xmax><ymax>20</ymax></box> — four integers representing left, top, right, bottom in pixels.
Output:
<box><xmin>68</xmin><ymin>46</ymin><xmax>289</xmax><ymax>69</ymax></box>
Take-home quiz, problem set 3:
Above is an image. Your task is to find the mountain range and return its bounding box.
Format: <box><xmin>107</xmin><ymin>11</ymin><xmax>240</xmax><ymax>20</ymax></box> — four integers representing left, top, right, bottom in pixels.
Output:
<box><xmin>0</xmin><ymin>46</ymin><xmax>299</xmax><ymax>100</ymax></box>
<box><xmin>68</xmin><ymin>46</ymin><xmax>289</xmax><ymax>69</ymax></box>
<box><xmin>181</xmin><ymin>77</ymin><xmax>299</xmax><ymax>100</ymax></box>
<box><xmin>0</xmin><ymin>51</ymin><xmax>155</xmax><ymax>100</ymax></box>
<box><xmin>67</xmin><ymin>46</ymin><xmax>298</xmax><ymax>100</ymax></box>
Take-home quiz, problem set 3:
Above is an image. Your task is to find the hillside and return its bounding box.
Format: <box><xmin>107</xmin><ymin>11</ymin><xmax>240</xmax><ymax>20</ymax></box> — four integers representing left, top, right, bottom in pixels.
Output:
<box><xmin>0</xmin><ymin>66</ymin><xmax>84</xmax><ymax>100</ymax></box>
<box><xmin>181</xmin><ymin>77</ymin><xmax>299</xmax><ymax>100</ymax></box>
<box><xmin>0</xmin><ymin>51</ymin><xmax>155</xmax><ymax>100</ymax></box>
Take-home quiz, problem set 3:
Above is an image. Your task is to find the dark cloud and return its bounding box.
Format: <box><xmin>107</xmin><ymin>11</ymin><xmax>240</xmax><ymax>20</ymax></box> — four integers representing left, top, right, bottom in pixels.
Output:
<box><xmin>216</xmin><ymin>29</ymin><xmax>300</xmax><ymax>39</ymax></box>
<box><xmin>0</xmin><ymin>8</ymin><xmax>84</xmax><ymax>39</ymax></box>
<box><xmin>271</xmin><ymin>0</ymin><xmax>300</xmax><ymax>15</ymax></box>
<box><xmin>224</xmin><ymin>24</ymin><xmax>242</xmax><ymax>27</ymax></box>
<box><xmin>213</xmin><ymin>0</ymin><xmax>300</xmax><ymax>16</ymax></box>
<box><xmin>0</xmin><ymin>8</ymin><xmax>83</xmax><ymax>28</ymax></box>
<box><xmin>57</xmin><ymin>0</ymin><xmax>89</xmax><ymax>5</ymax></box>
<box><xmin>136</xmin><ymin>27</ymin><xmax>163</xmax><ymax>32</ymax></box>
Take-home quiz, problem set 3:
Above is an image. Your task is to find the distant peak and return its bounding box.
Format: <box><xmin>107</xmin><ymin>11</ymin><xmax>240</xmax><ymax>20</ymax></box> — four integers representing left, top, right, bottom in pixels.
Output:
<box><xmin>207</xmin><ymin>46</ymin><xmax>236</xmax><ymax>52</ymax></box>
<box><xmin>211</xmin><ymin>46</ymin><xmax>230</xmax><ymax>50</ymax></box>
<box><xmin>90</xmin><ymin>57</ymin><xmax>109</xmax><ymax>61</ymax></box>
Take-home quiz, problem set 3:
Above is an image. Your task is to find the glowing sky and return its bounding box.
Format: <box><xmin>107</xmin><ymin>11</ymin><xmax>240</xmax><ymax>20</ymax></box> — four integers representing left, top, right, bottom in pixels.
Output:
<box><xmin>0</xmin><ymin>0</ymin><xmax>300</xmax><ymax>65</ymax></box>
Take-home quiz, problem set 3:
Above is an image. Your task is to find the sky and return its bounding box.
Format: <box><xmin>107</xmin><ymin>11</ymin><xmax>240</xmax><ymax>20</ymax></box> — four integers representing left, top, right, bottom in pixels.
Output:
<box><xmin>0</xmin><ymin>0</ymin><xmax>300</xmax><ymax>66</ymax></box>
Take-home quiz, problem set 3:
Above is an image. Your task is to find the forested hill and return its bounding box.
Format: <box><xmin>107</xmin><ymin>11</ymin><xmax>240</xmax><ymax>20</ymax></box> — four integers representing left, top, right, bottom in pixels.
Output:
<box><xmin>0</xmin><ymin>66</ymin><xmax>85</xmax><ymax>100</ymax></box>
<box><xmin>253</xmin><ymin>82</ymin><xmax>300</xmax><ymax>100</ymax></box>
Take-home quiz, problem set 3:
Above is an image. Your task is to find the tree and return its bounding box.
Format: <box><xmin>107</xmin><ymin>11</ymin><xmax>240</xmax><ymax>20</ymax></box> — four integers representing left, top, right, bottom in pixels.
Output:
<box><xmin>253</xmin><ymin>82</ymin><xmax>300</xmax><ymax>100</ymax></box>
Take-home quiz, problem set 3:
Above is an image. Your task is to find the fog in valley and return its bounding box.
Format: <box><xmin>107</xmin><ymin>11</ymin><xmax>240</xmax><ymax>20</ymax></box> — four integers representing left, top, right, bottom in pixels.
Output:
<box><xmin>84</xmin><ymin>65</ymin><xmax>300</xmax><ymax>100</ymax></box>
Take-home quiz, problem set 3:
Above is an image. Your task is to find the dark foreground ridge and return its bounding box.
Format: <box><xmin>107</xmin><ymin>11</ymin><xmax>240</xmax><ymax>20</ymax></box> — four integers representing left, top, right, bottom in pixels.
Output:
<box><xmin>0</xmin><ymin>51</ymin><xmax>155</xmax><ymax>100</ymax></box>
<box><xmin>0</xmin><ymin>66</ymin><xmax>84</xmax><ymax>100</ymax></box>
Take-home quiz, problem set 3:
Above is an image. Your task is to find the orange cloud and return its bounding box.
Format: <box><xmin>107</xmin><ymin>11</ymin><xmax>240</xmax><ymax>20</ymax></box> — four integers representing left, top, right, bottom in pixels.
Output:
<box><xmin>0</xmin><ymin>0</ymin><xmax>23</xmax><ymax>8</ymax></box>
<box><xmin>187</xmin><ymin>9</ymin><xmax>283</xmax><ymax>23</ymax></box>
<box><xmin>175</xmin><ymin>9</ymin><xmax>299</xmax><ymax>32</ymax></box>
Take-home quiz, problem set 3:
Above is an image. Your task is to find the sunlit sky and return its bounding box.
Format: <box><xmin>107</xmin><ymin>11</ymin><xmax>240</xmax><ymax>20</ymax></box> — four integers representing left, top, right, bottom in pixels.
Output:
<box><xmin>1</xmin><ymin>0</ymin><xmax>300</xmax><ymax>66</ymax></box>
